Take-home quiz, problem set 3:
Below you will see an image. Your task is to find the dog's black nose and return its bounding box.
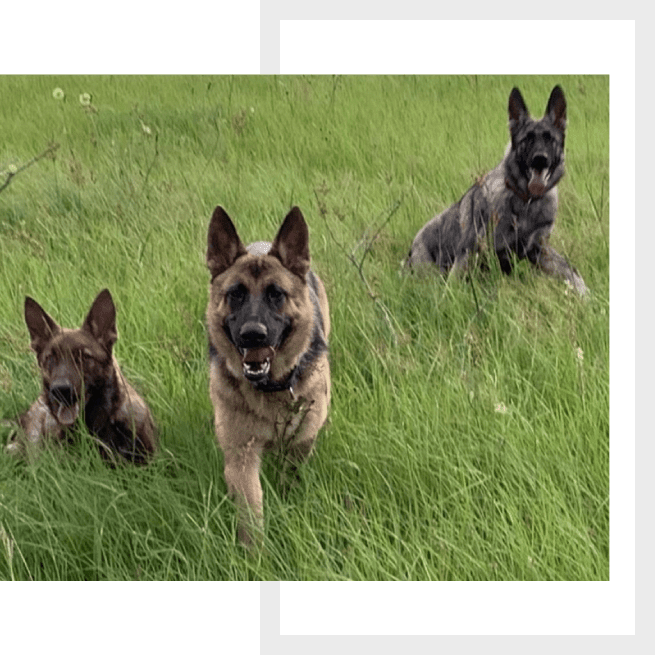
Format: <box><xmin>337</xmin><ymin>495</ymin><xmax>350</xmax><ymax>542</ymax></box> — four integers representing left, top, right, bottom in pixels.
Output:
<box><xmin>239</xmin><ymin>321</ymin><xmax>268</xmax><ymax>347</ymax></box>
<box><xmin>50</xmin><ymin>382</ymin><xmax>77</xmax><ymax>406</ymax></box>
<box><xmin>531</xmin><ymin>154</ymin><xmax>549</xmax><ymax>171</ymax></box>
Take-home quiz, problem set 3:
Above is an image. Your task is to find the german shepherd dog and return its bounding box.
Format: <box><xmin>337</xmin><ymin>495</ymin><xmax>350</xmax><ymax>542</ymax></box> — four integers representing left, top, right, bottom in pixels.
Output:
<box><xmin>7</xmin><ymin>289</ymin><xmax>157</xmax><ymax>464</ymax></box>
<box><xmin>206</xmin><ymin>206</ymin><xmax>330</xmax><ymax>545</ymax></box>
<box><xmin>406</xmin><ymin>85</ymin><xmax>588</xmax><ymax>296</ymax></box>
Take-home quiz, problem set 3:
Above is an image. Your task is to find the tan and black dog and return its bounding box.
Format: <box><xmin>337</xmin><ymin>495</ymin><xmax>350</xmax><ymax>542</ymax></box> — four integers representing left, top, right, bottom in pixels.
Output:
<box><xmin>206</xmin><ymin>206</ymin><xmax>330</xmax><ymax>545</ymax></box>
<box><xmin>7</xmin><ymin>289</ymin><xmax>157</xmax><ymax>464</ymax></box>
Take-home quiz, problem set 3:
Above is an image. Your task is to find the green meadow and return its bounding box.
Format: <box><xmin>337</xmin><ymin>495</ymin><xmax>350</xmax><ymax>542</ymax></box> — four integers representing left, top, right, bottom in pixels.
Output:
<box><xmin>0</xmin><ymin>75</ymin><xmax>608</xmax><ymax>580</ymax></box>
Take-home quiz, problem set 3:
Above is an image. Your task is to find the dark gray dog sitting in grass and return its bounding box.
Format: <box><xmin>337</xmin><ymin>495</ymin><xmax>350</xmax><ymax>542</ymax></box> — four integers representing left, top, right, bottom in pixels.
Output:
<box><xmin>406</xmin><ymin>85</ymin><xmax>588</xmax><ymax>296</ymax></box>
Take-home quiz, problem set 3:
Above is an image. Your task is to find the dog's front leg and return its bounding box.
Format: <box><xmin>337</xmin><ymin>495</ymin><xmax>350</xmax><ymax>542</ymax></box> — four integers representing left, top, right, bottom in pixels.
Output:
<box><xmin>223</xmin><ymin>444</ymin><xmax>264</xmax><ymax>547</ymax></box>
<box><xmin>451</xmin><ymin>251</ymin><xmax>471</xmax><ymax>274</ymax></box>
<box><xmin>529</xmin><ymin>243</ymin><xmax>589</xmax><ymax>297</ymax></box>
<box><xmin>10</xmin><ymin>396</ymin><xmax>62</xmax><ymax>461</ymax></box>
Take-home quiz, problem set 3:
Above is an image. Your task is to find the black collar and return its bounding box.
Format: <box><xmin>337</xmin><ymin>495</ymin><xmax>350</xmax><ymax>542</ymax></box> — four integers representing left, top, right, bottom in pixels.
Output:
<box><xmin>251</xmin><ymin>366</ymin><xmax>299</xmax><ymax>396</ymax></box>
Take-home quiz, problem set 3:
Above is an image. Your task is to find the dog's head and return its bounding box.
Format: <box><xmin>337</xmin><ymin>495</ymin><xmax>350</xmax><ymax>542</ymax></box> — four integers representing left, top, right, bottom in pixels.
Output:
<box><xmin>507</xmin><ymin>85</ymin><xmax>566</xmax><ymax>198</ymax></box>
<box><xmin>206</xmin><ymin>206</ymin><xmax>315</xmax><ymax>386</ymax></box>
<box><xmin>24</xmin><ymin>289</ymin><xmax>117</xmax><ymax>426</ymax></box>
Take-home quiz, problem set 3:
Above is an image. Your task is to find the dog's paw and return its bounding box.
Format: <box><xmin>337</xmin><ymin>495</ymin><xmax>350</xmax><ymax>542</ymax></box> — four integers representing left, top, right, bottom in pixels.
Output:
<box><xmin>4</xmin><ymin>440</ymin><xmax>22</xmax><ymax>458</ymax></box>
<box><xmin>564</xmin><ymin>277</ymin><xmax>590</xmax><ymax>299</ymax></box>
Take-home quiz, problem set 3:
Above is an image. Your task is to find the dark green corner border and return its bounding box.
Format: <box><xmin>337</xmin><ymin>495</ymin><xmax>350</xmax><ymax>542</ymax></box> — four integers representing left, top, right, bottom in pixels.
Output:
<box><xmin>280</xmin><ymin>21</ymin><xmax>635</xmax><ymax>635</ymax></box>
<box><xmin>0</xmin><ymin>0</ymin><xmax>259</xmax><ymax>75</ymax></box>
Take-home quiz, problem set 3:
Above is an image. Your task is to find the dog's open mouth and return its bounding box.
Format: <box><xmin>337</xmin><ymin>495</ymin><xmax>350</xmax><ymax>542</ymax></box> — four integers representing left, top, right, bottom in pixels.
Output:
<box><xmin>241</xmin><ymin>346</ymin><xmax>275</xmax><ymax>381</ymax></box>
<box><xmin>49</xmin><ymin>385</ymin><xmax>82</xmax><ymax>427</ymax></box>
<box><xmin>528</xmin><ymin>168</ymin><xmax>551</xmax><ymax>197</ymax></box>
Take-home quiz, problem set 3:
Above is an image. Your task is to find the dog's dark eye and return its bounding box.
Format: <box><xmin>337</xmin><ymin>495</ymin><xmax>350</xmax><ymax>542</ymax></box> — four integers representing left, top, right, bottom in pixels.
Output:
<box><xmin>526</xmin><ymin>130</ymin><xmax>535</xmax><ymax>141</ymax></box>
<box><xmin>266</xmin><ymin>285</ymin><xmax>286</xmax><ymax>305</ymax></box>
<box><xmin>226</xmin><ymin>284</ymin><xmax>247</xmax><ymax>306</ymax></box>
<box><xmin>542</xmin><ymin>131</ymin><xmax>551</xmax><ymax>142</ymax></box>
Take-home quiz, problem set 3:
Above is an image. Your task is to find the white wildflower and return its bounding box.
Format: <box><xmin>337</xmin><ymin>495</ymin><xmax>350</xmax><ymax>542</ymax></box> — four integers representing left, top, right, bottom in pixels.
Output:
<box><xmin>52</xmin><ymin>87</ymin><xmax>65</xmax><ymax>100</ymax></box>
<box><xmin>79</xmin><ymin>93</ymin><xmax>92</xmax><ymax>106</ymax></box>
<box><xmin>494</xmin><ymin>402</ymin><xmax>507</xmax><ymax>414</ymax></box>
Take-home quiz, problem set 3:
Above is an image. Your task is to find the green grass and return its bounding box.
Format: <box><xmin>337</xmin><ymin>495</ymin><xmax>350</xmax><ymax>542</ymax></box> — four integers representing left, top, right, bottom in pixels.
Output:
<box><xmin>0</xmin><ymin>75</ymin><xmax>608</xmax><ymax>580</ymax></box>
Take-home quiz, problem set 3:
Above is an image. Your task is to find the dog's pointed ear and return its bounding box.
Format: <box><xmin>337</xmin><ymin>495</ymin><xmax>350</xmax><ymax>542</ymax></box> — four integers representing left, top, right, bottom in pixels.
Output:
<box><xmin>207</xmin><ymin>206</ymin><xmax>248</xmax><ymax>279</ymax></box>
<box><xmin>82</xmin><ymin>289</ymin><xmax>117</xmax><ymax>352</ymax></box>
<box><xmin>24</xmin><ymin>297</ymin><xmax>60</xmax><ymax>356</ymax></box>
<box><xmin>546</xmin><ymin>85</ymin><xmax>566</xmax><ymax>131</ymax></box>
<box><xmin>269</xmin><ymin>207</ymin><xmax>310</xmax><ymax>278</ymax></box>
<box><xmin>508</xmin><ymin>87</ymin><xmax>529</xmax><ymax>124</ymax></box>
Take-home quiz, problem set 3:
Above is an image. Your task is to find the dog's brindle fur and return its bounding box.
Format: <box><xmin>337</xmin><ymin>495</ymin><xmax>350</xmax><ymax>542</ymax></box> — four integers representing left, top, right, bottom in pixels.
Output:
<box><xmin>406</xmin><ymin>86</ymin><xmax>588</xmax><ymax>296</ymax></box>
<box><xmin>206</xmin><ymin>206</ymin><xmax>330</xmax><ymax>545</ymax></box>
<box><xmin>8</xmin><ymin>289</ymin><xmax>157</xmax><ymax>464</ymax></box>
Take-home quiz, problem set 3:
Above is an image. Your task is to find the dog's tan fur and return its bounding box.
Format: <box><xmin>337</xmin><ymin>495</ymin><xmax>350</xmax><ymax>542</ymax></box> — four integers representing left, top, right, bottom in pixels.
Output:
<box><xmin>7</xmin><ymin>290</ymin><xmax>157</xmax><ymax>464</ymax></box>
<box><xmin>206</xmin><ymin>206</ymin><xmax>330</xmax><ymax>545</ymax></box>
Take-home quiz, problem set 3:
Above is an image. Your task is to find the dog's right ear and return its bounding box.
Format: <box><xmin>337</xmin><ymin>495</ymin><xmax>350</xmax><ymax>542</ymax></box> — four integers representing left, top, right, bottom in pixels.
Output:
<box><xmin>508</xmin><ymin>87</ymin><xmax>529</xmax><ymax>123</ymax></box>
<box><xmin>207</xmin><ymin>206</ymin><xmax>248</xmax><ymax>279</ymax></box>
<box><xmin>24</xmin><ymin>297</ymin><xmax>60</xmax><ymax>356</ymax></box>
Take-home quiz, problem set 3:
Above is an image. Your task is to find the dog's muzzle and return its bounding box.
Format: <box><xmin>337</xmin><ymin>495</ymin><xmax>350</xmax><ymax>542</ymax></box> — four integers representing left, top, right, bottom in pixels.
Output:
<box><xmin>238</xmin><ymin>321</ymin><xmax>274</xmax><ymax>380</ymax></box>
<box><xmin>528</xmin><ymin>154</ymin><xmax>551</xmax><ymax>197</ymax></box>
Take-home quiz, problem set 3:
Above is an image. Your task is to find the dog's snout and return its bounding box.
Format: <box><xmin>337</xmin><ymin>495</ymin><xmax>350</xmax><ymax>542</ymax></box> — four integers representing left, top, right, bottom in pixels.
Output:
<box><xmin>239</xmin><ymin>321</ymin><xmax>268</xmax><ymax>346</ymax></box>
<box><xmin>531</xmin><ymin>154</ymin><xmax>549</xmax><ymax>171</ymax></box>
<box><xmin>50</xmin><ymin>381</ymin><xmax>77</xmax><ymax>406</ymax></box>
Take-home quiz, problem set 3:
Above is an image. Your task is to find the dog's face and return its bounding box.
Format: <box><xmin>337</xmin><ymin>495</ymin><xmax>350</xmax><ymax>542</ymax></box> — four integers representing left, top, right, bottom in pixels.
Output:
<box><xmin>206</xmin><ymin>206</ymin><xmax>315</xmax><ymax>386</ymax></box>
<box><xmin>508</xmin><ymin>85</ymin><xmax>566</xmax><ymax>197</ymax></box>
<box><xmin>24</xmin><ymin>290</ymin><xmax>117</xmax><ymax>426</ymax></box>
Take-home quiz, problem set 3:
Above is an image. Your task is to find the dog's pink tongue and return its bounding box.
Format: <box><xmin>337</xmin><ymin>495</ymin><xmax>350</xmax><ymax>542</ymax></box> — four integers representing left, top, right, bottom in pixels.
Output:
<box><xmin>528</xmin><ymin>169</ymin><xmax>548</xmax><ymax>196</ymax></box>
<box><xmin>56</xmin><ymin>402</ymin><xmax>79</xmax><ymax>426</ymax></box>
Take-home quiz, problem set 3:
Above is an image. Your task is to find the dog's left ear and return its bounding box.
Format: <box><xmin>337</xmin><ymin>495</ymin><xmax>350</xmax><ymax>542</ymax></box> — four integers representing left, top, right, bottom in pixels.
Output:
<box><xmin>269</xmin><ymin>207</ymin><xmax>310</xmax><ymax>278</ymax></box>
<box><xmin>83</xmin><ymin>289</ymin><xmax>118</xmax><ymax>352</ymax></box>
<box><xmin>546</xmin><ymin>85</ymin><xmax>566</xmax><ymax>131</ymax></box>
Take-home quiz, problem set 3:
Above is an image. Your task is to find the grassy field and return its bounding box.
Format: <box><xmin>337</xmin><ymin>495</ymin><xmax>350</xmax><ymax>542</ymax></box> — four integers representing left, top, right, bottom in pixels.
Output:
<box><xmin>0</xmin><ymin>75</ymin><xmax>609</xmax><ymax>580</ymax></box>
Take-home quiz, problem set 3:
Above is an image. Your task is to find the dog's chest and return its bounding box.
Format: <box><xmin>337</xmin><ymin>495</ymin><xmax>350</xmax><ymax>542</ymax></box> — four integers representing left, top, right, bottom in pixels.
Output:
<box><xmin>268</xmin><ymin>395</ymin><xmax>313</xmax><ymax>445</ymax></box>
<box><xmin>250</xmin><ymin>392</ymin><xmax>314</xmax><ymax>447</ymax></box>
<box><xmin>494</xmin><ymin>190</ymin><xmax>557</xmax><ymax>245</ymax></box>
